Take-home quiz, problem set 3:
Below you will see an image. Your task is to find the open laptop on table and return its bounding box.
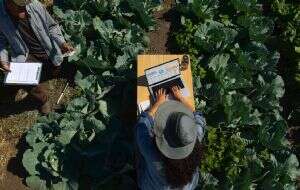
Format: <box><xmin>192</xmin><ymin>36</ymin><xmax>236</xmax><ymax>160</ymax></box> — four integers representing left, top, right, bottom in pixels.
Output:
<box><xmin>145</xmin><ymin>58</ymin><xmax>189</xmax><ymax>101</ymax></box>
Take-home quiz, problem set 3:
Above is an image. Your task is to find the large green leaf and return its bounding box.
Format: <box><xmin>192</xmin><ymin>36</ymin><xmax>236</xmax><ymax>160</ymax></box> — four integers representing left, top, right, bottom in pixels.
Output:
<box><xmin>66</xmin><ymin>97</ymin><xmax>89</xmax><ymax>113</ymax></box>
<box><xmin>208</xmin><ymin>54</ymin><xmax>230</xmax><ymax>73</ymax></box>
<box><xmin>126</xmin><ymin>0</ymin><xmax>156</xmax><ymax>30</ymax></box>
<box><xmin>190</xmin><ymin>0</ymin><xmax>219</xmax><ymax>20</ymax></box>
<box><xmin>98</xmin><ymin>100</ymin><xmax>109</xmax><ymax>118</ymax></box>
<box><xmin>230</xmin><ymin>0</ymin><xmax>258</xmax><ymax>13</ymax></box>
<box><xmin>22</xmin><ymin>142</ymin><xmax>48</xmax><ymax>176</ymax></box>
<box><xmin>223</xmin><ymin>93</ymin><xmax>259</xmax><ymax>126</ymax></box>
<box><xmin>57</xmin><ymin>129</ymin><xmax>77</xmax><ymax>146</ymax></box>
<box><xmin>194</xmin><ymin>20</ymin><xmax>238</xmax><ymax>52</ymax></box>
<box><xmin>85</xmin><ymin>116</ymin><xmax>106</xmax><ymax>132</ymax></box>
<box><xmin>237</xmin><ymin>16</ymin><xmax>274</xmax><ymax>42</ymax></box>
<box><xmin>26</xmin><ymin>176</ymin><xmax>48</xmax><ymax>190</ymax></box>
<box><xmin>42</xmin><ymin>146</ymin><xmax>61</xmax><ymax>177</ymax></box>
<box><xmin>285</xmin><ymin>154</ymin><xmax>300</xmax><ymax>180</ymax></box>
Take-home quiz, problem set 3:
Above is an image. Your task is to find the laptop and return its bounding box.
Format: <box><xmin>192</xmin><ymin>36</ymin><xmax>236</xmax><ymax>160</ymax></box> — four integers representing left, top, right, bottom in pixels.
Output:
<box><xmin>145</xmin><ymin>58</ymin><xmax>189</xmax><ymax>100</ymax></box>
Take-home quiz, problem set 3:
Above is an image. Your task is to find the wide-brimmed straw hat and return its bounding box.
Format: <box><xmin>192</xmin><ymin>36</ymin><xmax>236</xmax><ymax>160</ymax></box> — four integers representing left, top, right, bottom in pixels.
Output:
<box><xmin>11</xmin><ymin>0</ymin><xmax>31</xmax><ymax>7</ymax></box>
<box><xmin>154</xmin><ymin>100</ymin><xmax>199</xmax><ymax>160</ymax></box>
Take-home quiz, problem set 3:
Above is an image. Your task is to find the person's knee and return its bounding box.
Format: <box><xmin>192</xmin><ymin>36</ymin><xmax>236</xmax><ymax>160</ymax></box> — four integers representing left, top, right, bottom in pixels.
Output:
<box><xmin>30</xmin><ymin>86</ymin><xmax>48</xmax><ymax>104</ymax></box>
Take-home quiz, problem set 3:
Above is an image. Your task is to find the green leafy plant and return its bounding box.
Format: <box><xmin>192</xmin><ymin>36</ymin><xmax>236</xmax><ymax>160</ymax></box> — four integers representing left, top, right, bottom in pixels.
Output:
<box><xmin>263</xmin><ymin>0</ymin><xmax>300</xmax><ymax>126</ymax></box>
<box><xmin>22</xmin><ymin>0</ymin><xmax>158</xmax><ymax>189</ymax></box>
<box><xmin>52</xmin><ymin>0</ymin><xmax>156</xmax><ymax>73</ymax></box>
<box><xmin>174</xmin><ymin>19</ymin><xmax>207</xmax><ymax>79</ymax></box>
<box><xmin>22</xmin><ymin>73</ymin><xmax>136</xmax><ymax>189</ymax></box>
<box><xmin>174</xmin><ymin>0</ymin><xmax>300</xmax><ymax>188</ymax></box>
<box><xmin>201</xmin><ymin>128</ymin><xmax>248</xmax><ymax>181</ymax></box>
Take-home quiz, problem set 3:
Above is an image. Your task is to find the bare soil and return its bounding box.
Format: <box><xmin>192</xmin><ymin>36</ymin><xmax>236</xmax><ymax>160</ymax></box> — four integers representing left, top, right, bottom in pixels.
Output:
<box><xmin>0</xmin><ymin>77</ymin><xmax>77</xmax><ymax>189</ymax></box>
<box><xmin>147</xmin><ymin>0</ymin><xmax>175</xmax><ymax>54</ymax></box>
<box><xmin>0</xmin><ymin>134</ymin><xmax>28</xmax><ymax>190</ymax></box>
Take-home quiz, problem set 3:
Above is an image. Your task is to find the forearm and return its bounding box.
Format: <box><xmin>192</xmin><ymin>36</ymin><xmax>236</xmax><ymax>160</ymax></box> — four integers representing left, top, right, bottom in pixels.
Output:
<box><xmin>148</xmin><ymin>102</ymin><xmax>160</xmax><ymax>118</ymax></box>
<box><xmin>148</xmin><ymin>89</ymin><xmax>167</xmax><ymax>118</ymax></box>
<box><xmin>178</xmin><ymin>96</ymin><xmax>195</xmax><ymax>112</ymax></box>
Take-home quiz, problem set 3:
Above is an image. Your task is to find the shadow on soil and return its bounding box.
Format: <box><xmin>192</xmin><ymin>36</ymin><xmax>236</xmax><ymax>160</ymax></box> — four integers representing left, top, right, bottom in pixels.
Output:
<box><xmin>0</xmin><ymin>62</ymin><xmax>77</xmax><ymax>117</ymax></box>
<box><xmin>164</xmin><ymin>7</ymin><xmax>184</xmax><ymax>54</ymax></box>
<box><xmin>0</xmin><ymin>98</ymin><xmax>38</xmax><ymax>117</ymax></box>
<box><xmin>7</xmin><ymin>134</ymin><xmax>28</xmax><ymax>186</ymax></box>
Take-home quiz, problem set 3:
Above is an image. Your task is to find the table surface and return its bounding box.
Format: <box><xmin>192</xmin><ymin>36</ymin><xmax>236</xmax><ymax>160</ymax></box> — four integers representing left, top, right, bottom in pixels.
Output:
<box><xmin>137</xmin><ymin>54</ymin><xmax>195</xmax><ymax>110</ymax></box>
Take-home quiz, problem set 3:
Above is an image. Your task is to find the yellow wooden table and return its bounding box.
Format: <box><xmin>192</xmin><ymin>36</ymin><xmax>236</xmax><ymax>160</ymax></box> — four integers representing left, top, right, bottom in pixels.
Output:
<box><xmin>137</xmin><ymin>55</ymin><xmax>195</xmax><ymax>111</ymax></box>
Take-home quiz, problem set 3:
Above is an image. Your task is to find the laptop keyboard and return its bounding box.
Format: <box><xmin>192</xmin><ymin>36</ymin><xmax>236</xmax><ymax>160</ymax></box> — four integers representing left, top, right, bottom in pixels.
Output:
<box><xmin>152</xmin><ymin>78</ymin><xmax>184</xmax><ymax>95</ymax></box>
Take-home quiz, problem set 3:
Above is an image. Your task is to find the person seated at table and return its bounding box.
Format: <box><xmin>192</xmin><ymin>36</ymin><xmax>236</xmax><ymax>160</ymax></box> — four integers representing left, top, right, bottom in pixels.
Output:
<box><xmin>0</xmin><ymin>0</ymin><xmax>73</xmax><ymax>114</ymax></box>
<box><xmin>135</xmin><ymin>86</ymin><xmax>207</xmax><ymax>190</ymax></box>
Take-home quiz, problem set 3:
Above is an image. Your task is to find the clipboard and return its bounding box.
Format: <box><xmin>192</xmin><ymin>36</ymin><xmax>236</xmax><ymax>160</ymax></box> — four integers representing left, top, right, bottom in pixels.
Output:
<box><xmin>4</xmin><ymin>62</ymin><xmax>43</xmax><ymax>86</ymax></box>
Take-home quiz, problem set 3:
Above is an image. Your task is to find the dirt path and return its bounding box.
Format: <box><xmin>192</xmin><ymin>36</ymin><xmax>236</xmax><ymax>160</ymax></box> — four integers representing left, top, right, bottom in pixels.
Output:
<box><xmin>147</xmin><ymin>0</ymin><xmax>174</xmax><ymax>54</ymax></box>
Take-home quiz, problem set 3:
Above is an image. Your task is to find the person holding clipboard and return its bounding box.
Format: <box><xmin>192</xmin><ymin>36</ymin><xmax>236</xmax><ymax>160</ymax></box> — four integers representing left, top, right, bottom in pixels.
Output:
<box><xmin>0</xmin><ymin>0</ymin><xmax>74</xmax><ymax>114</ymax></box>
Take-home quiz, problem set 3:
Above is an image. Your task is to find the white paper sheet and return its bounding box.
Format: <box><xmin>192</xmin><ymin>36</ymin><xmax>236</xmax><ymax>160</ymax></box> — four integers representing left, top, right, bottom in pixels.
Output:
<box><xmin>138</xmin><ymin>100</ymin><xmax>151</xmax><ymax>113</ymax></box>
<box><xmin>4</xmin><ymin>62</ymin><xmax>42</xmax><ymax>85</ymax></box>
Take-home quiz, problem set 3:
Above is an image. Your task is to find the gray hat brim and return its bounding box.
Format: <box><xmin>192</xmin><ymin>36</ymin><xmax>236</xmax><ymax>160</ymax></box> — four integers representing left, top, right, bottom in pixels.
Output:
<box><xmin>155</xmin><ymin>134</ymin><xmax>196</xmax><ymax>160</ymax></box>
<box><xmin>154</xmin><ymin>100</ymin><xmax>198</xmax><ymax>160</ymax></box>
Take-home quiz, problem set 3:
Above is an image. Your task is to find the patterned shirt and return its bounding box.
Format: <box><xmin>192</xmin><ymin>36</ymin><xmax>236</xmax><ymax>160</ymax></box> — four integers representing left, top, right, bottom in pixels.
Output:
<box><xmin>0</xmin><ymin>0</ymin><xmax>66</xmax><ymax>66</ymax></box>
<box><xmin>17</xmin><ymin>17</ymin><xmax>48</xmax><ymax>58</ymax></box>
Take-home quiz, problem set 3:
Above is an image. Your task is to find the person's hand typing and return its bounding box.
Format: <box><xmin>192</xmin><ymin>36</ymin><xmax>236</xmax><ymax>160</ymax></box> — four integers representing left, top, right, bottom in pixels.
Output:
<box><xmin>0</xmin><ymin>60</ymin><xmax>11</xmax><ymax>72</ymax></box>
<box><xmin>172</xmin><ymin>85</ymin><xmax>195</xmax><ymax>112</ymax></box>
<box><xmin>171</xmin><ymin>86</ymin><xmax>183</xmax><ymax>100</ymax></box>
<box><xmin>149</xmin><ymin>88</ymin><xmax>167</xmax><ymax>117</ymax></box>
<box><xmin>156</xmin><ymin>88</ymin><xmax>167</xmax><ymax>106</ymax></box>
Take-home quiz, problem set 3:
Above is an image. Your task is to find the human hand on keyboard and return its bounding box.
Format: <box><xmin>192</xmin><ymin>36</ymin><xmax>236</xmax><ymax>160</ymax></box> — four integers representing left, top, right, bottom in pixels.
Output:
<box><xmin>171</xmin><ymin>86</ymin><xmax>183</xmax><ymax>100</ymax></box>
<box><xmin>149</xmin><ymin>88</ymin><xmax>167</xmax><ymax>117</ymax></box>
<box><xmin>172</xmin><ymin>86</ymin><xmax>194</xmax><ymax>111</ymax></box>
<box><xmin>155</xmin><ymin>88</ymin><xmax>167</xmax><ymax>106</ymax></box>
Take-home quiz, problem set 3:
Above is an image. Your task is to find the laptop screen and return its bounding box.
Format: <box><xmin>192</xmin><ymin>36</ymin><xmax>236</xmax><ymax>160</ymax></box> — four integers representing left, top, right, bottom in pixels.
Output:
<box><xmin>145</xmin><ymin>59</ymin><xmax>180</xmax><ymax>85</ymax></box>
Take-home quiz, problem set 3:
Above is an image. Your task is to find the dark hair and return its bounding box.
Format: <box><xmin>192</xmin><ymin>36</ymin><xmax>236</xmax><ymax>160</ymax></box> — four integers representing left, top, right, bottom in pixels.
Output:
<box><xmin>159</xmin><ymin>140</ymin><xmax>203</xmax><ymax>189</ymax></box>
